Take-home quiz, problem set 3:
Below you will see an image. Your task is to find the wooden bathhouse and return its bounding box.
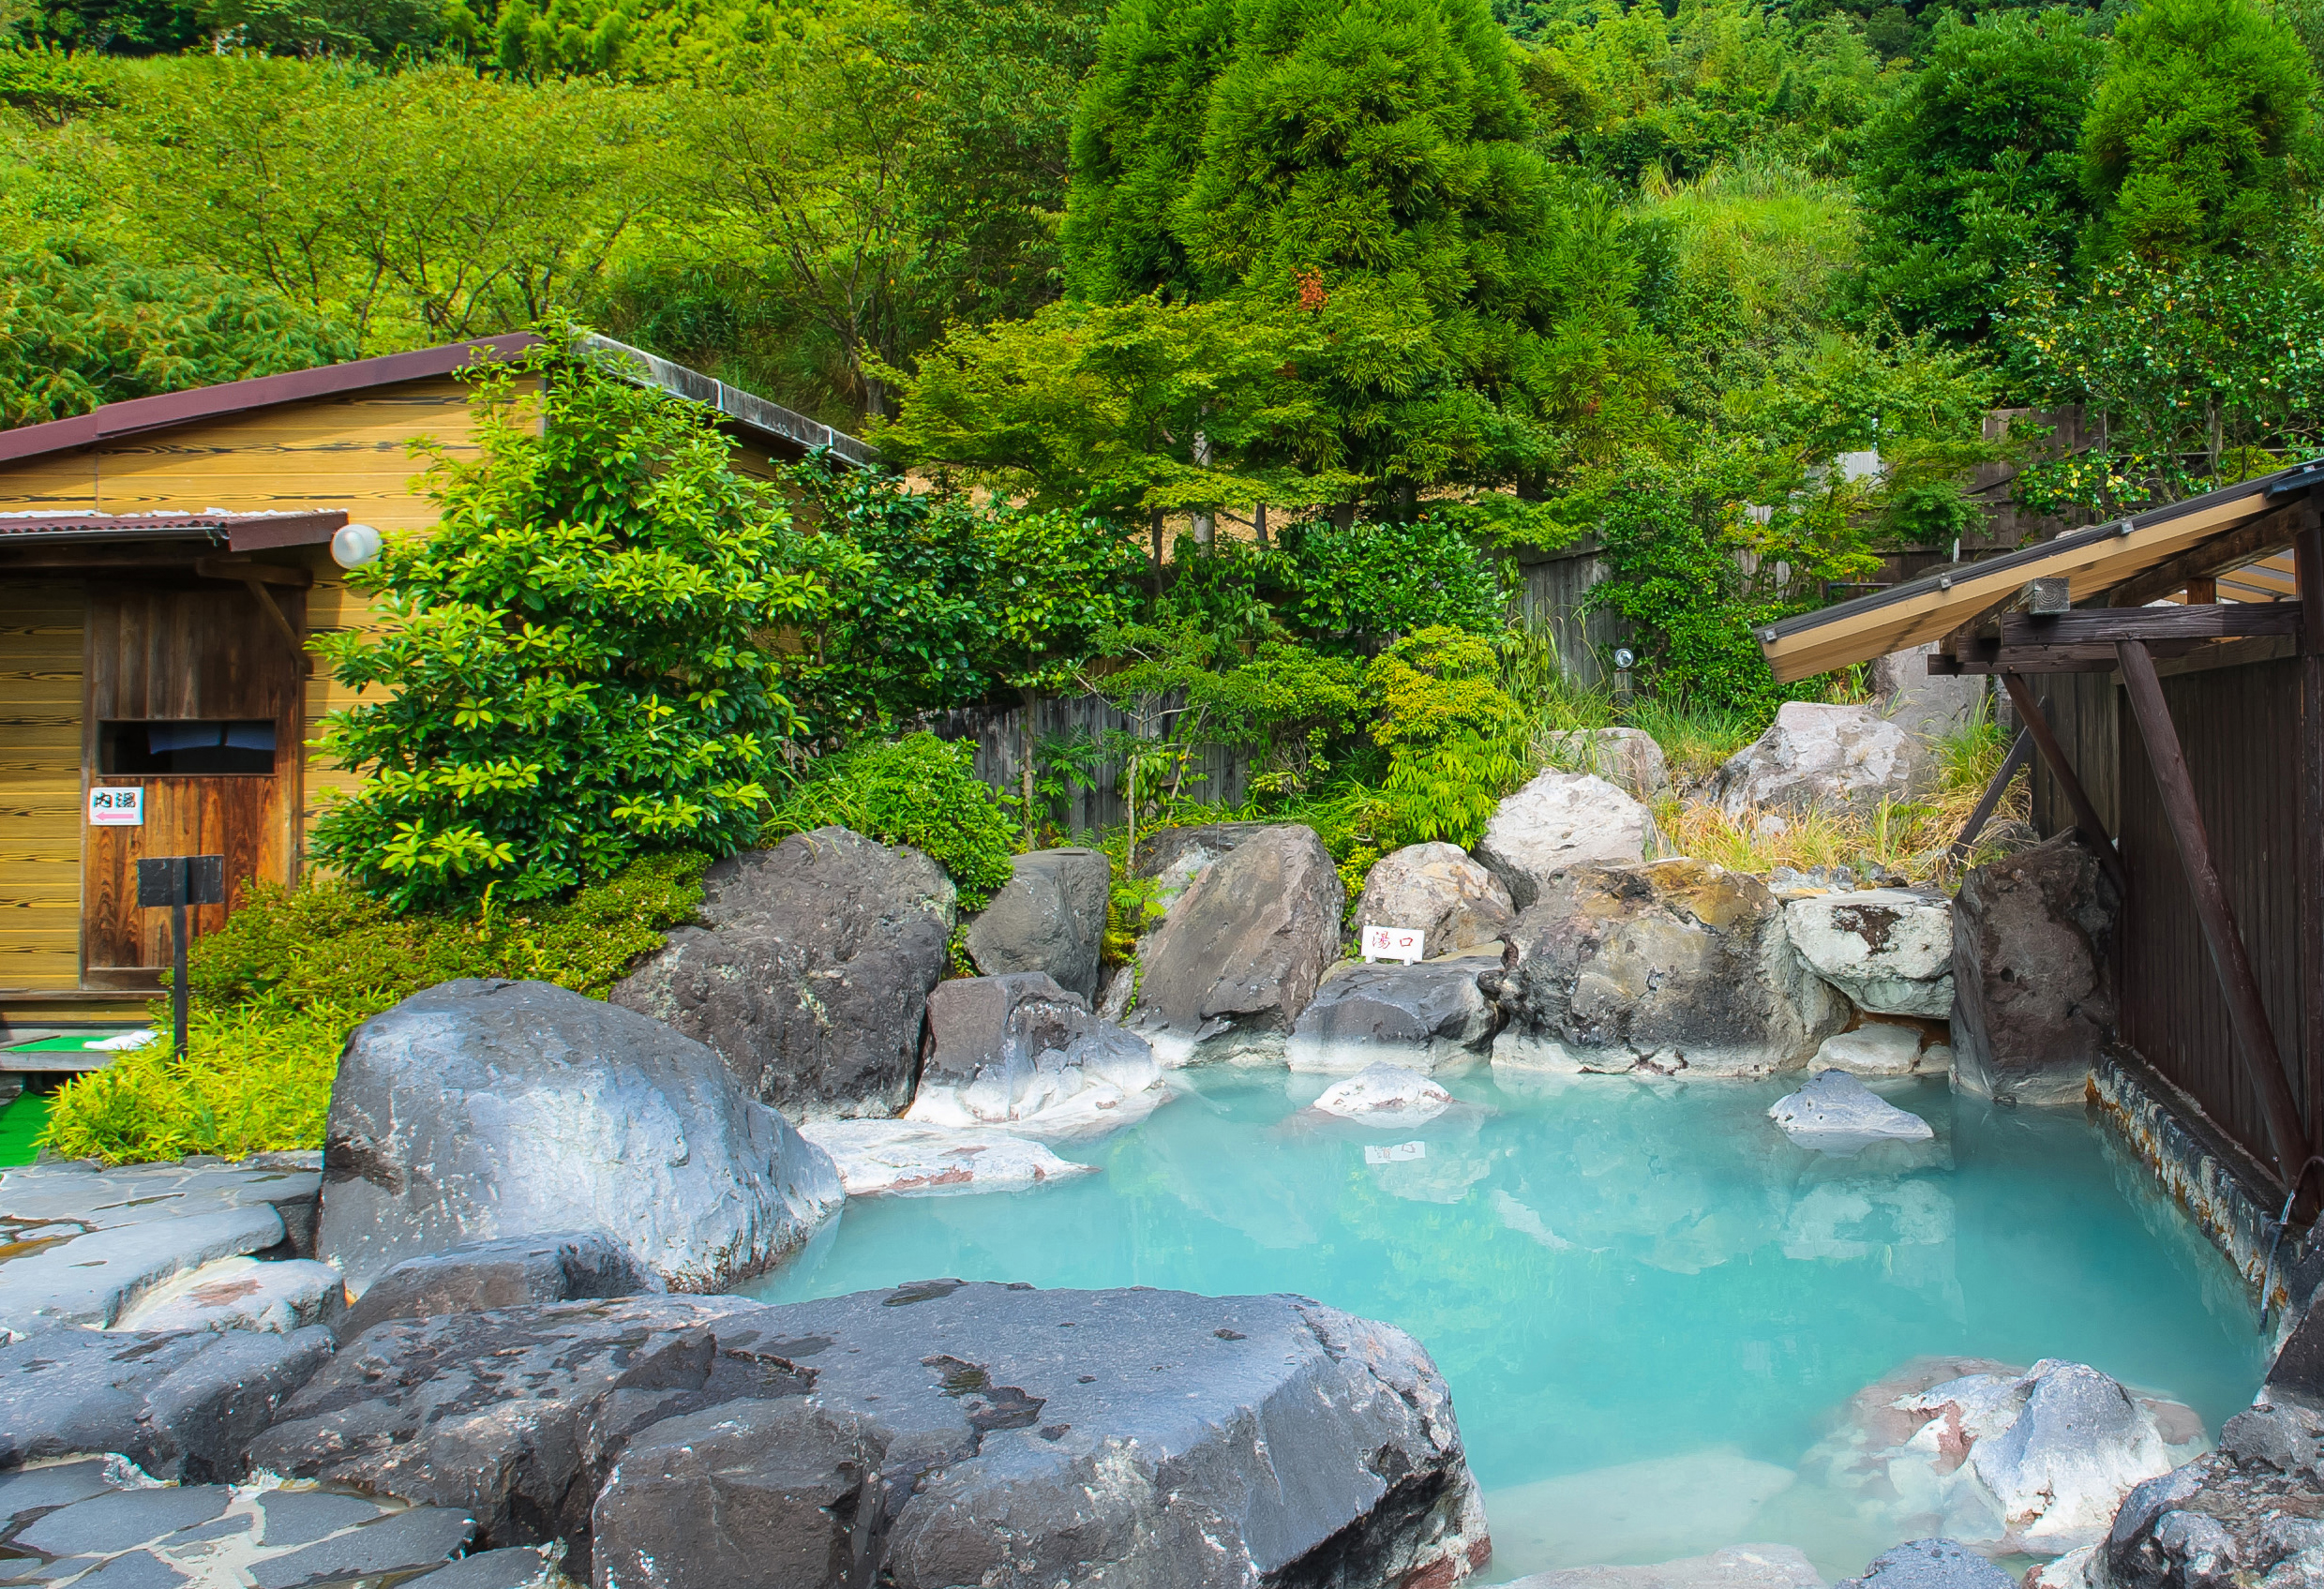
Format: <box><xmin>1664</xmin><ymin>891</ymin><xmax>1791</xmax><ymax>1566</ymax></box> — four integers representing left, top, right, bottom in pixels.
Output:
<box><xmin>1760</xmin><ymin>463</ymin><xmax>2324</xmax><ymax>1233</ymax></box>
<box><xmin>0</xmin><ymin>334</ymin><xmax>873</xmax><ymax>1031</ymax></box>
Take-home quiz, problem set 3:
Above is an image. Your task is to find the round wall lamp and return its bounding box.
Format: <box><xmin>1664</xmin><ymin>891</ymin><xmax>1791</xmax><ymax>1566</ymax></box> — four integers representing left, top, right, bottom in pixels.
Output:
<box><xmin>331</xmin><ymin>522</ymin><xmax>384</xmax><ymax>569</ymax></box>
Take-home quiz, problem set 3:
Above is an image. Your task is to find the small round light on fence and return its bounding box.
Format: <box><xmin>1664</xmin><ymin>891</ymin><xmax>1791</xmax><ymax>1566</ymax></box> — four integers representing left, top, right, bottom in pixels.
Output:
<box><xmin>332</xmin><ymin>522</ymin><xmax>383</xmax><ymax>568</ymax></box>
<box><xmin>1612</xmin><ymin>647</ymin><xmax>1637</xmax><ymax>670</ymax></box>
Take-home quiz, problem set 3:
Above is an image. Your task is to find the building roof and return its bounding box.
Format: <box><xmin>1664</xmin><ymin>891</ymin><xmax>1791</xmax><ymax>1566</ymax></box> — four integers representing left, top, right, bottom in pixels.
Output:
<box><xmin>1757</xmin><ymin>460</ymin><xmax>2324</xmax><ymax>682</ymax></box>
<box><xmin>0</xmin><ymin>509</ymin><xmax>348</xmax><ymax>551</ymax></box>
<box><xmin>0</xmin><ymin>332</ymin><xmax>877</xmax><ymax>472</ymax></box>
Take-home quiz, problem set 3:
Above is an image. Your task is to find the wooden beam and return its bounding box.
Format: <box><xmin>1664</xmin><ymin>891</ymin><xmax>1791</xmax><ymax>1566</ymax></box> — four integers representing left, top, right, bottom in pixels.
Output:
<box><xmin>2002</xmin><ymin>671</ymin><xmax>2128</xmax><ymax>892</ymax></box>
<box><xmin>1948</xmin><ymin>727</ymin><xmax>2032</xmax><ymax>865</ymax></box>
<box><xmin>2117</xmin><ymin>637</ymin><xmax>2316</xmax><ymax>1197</ymax></box>
<box><xmin>2300</xmin><ymin>515</ymin><xmax>2324</xmax><ymax>1169</ymax></box>
<box><xmin>1934</xmin><ymin>638</ymin><xmax>2204</xmax><ymax>674</ymax></box>
<box><xmin>194</xmin><ymin>556</ymin><xmax>312</xmax><ymax>589</ymax></box>
<box><xmin>2107</xmin><ymin>504</ymin><xmax>2302</xmax><ymax>608</ymax></box>
<box><xmin>240</xmin><ymin>577</ymin><xmax>314</xmax><ymax>678</ymax></box>
<box><xmin>2186</xmin><ymin>576</ymin><xmax>2216</xmax><ymax>605</ymax></box>
<box><xmin>2002</xmin><ymin>603</ymin><xmax>2300</xmax><ymax>645</ymax></box>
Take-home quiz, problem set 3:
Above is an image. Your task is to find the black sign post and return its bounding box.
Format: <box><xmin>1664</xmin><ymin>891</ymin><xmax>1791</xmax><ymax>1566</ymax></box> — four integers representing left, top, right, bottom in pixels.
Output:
<box><xmin>137</xmin><ymin>856</ymin><xmax>225</xmax><ymax>1060</ymax></box>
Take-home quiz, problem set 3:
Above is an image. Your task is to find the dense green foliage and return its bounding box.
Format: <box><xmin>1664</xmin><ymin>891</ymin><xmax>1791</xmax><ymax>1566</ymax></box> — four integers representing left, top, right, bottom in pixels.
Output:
<box><xmin>310</xmin><ymin>333</ymin><xmax>839</xmax><ymax>910</ymax></box>
<box><xmin>759</xmin><ymin>733</ymin><xmax>1020</xmax><ymax>907</ymax></box>
<box><xmin>41</xmin><ymin>852</ymin><xmax>707</xmax><ymax>1162</ymax></box>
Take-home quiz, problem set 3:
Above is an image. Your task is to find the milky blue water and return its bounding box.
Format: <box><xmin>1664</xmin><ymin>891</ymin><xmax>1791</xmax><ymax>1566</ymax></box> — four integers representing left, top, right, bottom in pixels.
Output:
<box><xmin>746</xmin><ymin>1069</ymin><xmax>2269</xmax><ymax>1582</ymax></box>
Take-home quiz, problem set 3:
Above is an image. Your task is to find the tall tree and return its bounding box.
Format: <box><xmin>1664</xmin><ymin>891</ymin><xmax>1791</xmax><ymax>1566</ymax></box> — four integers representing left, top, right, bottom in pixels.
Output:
<box><xmin>2080</xmin><ymin>0</ymin><xmax>2313</xmax><ymax>261</ymax></box>
<box><xmin>1852</xmin><ymin>7</ymin><xmax>2106</xmax><ymax>339</ymax></box>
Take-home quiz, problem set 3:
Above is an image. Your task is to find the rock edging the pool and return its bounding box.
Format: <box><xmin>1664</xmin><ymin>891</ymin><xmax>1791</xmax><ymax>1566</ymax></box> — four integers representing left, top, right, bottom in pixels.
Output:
<box><xmin>2</xmin><ymin>1279</ymin><xmax>1492</xmax><ymax>1589</ymax></box>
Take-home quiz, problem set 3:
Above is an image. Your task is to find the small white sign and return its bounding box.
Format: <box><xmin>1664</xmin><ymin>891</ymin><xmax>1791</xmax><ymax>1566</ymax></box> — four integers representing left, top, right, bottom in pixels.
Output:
<box><xmin>87</xmin><ymin>786</ymin><xmax>144</xmax><ymax>827</ymax></box>
<box><xmin>1359</xmin><ymin>922</ymin><xmax>1425</xmax><ymax>965</ymax></box>
<box><xmin>1364</xmin><ymin>1141</ymin><xmax>1428</xmax><ymax>1165</ymax></box>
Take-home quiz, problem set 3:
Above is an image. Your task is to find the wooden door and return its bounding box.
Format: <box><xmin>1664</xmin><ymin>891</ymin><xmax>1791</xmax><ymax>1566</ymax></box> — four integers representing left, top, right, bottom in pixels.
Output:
<box><xmin>82</xmin><ymin>584</ymin><xmax>305</xmax><ymax>988</ymax></box>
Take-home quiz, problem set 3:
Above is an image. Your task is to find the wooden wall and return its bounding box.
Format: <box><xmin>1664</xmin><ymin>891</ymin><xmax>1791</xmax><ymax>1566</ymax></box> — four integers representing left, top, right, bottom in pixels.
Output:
<box><xmin>0</xmin><ymin>583</ymin><xmax>86</xmax><ymax>990</ymax></box>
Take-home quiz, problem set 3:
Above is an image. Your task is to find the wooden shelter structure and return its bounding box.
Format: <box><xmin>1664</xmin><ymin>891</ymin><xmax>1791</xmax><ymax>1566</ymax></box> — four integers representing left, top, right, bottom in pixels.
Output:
<box><xmin>0</xmin><ymin>333</ymin><xmax>872</xmax><ymax>1027</ymax></box>
<box><xmin>1760</xmin><ymin>461</ymin><xmax>2324</xmax><ymax>1214</ymax></box>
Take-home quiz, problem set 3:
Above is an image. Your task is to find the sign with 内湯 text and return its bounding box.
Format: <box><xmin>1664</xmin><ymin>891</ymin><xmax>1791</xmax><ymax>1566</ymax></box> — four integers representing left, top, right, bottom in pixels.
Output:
<box><xmin>87</xmin><ymin>786</ymin><xmax>143</xmax><ymax>826</ymax></box>
<box><xmin>1359</xmin><ymin>922</ymin><xmax>1425</xmax><ymax>965</ymax></box>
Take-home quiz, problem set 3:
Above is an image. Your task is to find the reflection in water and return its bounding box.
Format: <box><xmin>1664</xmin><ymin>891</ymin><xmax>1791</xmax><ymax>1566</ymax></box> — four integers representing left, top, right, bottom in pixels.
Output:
<box><xmin>749</xmin><ymin>1067</ymin><xmax>2266</xmax><ymax>1582</ymax></box>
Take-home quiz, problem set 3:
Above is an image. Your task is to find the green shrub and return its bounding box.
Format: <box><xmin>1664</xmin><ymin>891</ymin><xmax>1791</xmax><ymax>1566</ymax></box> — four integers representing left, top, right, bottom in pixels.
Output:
<box><xmin>761</xmin><ymin>733</ymin><xmax>1019</xmax><ymax>907</ymax></box>
<box><xmin>41</xmin><ymin>852</ymin><xmax>708</xmax><ymax>1165</ymax></box>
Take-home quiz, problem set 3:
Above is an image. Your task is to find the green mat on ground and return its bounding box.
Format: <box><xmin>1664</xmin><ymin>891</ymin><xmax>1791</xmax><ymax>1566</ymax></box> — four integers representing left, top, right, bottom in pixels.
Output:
<box><xmin>0</xmin><ymin>1092</ymin><xmax>51</xmax><ymax>1167</ymax></box>
<box><xmin>5</xmin><ymin>1034</ymin><xmax>144</xmax><ymax>1053</ymax></box>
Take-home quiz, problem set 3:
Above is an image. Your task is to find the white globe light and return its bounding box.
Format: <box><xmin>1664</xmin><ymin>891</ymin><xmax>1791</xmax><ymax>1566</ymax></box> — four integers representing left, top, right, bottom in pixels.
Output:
<box><xmin>331</xmin><ymin>522</ymin><xmax>383</xmax><ymax>568</ymax></box>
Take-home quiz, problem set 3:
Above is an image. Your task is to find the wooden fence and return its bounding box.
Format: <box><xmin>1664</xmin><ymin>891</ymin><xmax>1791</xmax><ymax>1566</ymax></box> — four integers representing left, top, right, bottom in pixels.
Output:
<box><xmin>919</xmin><ymin>693</ymin><xmax>1253</xmax><ymax>839</ymax></box>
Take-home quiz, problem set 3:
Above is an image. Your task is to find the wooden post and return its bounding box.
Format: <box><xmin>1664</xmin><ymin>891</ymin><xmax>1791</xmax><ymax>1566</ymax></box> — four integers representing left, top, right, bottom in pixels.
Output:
<box><xmin>2117</xmin><ymin>637</ymin><xmax>2316</xmax><ymax>1197</ymax></box>
<box><xmin>2299</xmin><ymin>515</ymin><xmax>2324</xmax><ymax>1165</ymax></box>
<box><xmin>1949</xmin><ymin>727</ymin><xmax>2032</xmax><ymax>865</ymax></box>
<box><xmin>2186</xmin><ymin>576</ymin><xmax>2216</xmax><ymax>605</ymax></box>
<box><xmin>2001</xmin><ymin>671</ymin><xmax>2126</xmax><ymax>893</ymax></box>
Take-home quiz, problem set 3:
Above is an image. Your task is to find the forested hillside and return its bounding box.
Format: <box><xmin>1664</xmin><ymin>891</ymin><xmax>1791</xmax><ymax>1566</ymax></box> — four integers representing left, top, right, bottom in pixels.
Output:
<box><xmin>7</xmin><ymin>0</ymin><xmax>2324</xmax><ymax>709</ymax></box>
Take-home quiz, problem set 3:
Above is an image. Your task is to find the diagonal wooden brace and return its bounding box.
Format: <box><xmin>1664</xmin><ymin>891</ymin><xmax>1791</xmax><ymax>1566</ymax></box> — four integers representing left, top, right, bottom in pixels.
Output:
<box><xmin>2001</xmin><ymin>672</ymin><xmax>2126</xmax><ymax>894</ymax></box>
<box><xmin>1948</xmin><ymin>726</ymin><xmax>2032</xmax><ymax>866</ymax></box>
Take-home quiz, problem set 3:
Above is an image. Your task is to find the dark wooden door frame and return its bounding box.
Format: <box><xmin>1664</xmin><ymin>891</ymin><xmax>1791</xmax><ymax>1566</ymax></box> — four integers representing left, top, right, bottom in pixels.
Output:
<box><xmin>2301</xmin><ymin>515</ymin><xmax>2324</xmax><ymax>1169</ymax></box>
<box><xmin>2117</xmin><ymin>637</ymin><xmax>2317</xmax><ymax>1205</ymax></box>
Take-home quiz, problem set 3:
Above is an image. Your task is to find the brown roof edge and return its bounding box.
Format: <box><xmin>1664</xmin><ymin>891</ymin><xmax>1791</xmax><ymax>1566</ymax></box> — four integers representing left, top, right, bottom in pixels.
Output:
<box><xmin>0</xmin><ymin>335</ymin><xmax>541</xmax><ymax>467</ymax></box>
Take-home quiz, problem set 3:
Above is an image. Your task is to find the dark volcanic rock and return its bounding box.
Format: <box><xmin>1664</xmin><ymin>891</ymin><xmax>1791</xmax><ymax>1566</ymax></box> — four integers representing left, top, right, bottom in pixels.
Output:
<box><xmin>1837</xmin><ymin>1538</ymin><xmax>2015</xmax><ymax>1588</ymax></box>
<box><xmin>0</xmin><ymin>1324</ymin><xmax>333</xmax><ymax>1481</ymax></box>
<box><xmin>1132</xmin><ymin>821</ymin><xmax>1277</xmax><ymax>907</ymax></box>
<box><xmin>964</xmin><ymin>847</ymin><xmax>1111</xmax><ymax>1001</ymax></box>
<box><xmin>906</xmin><ymin>972</ymin><xmax>1161</xmax><ymax>1134</ymax></box>
<box><xmin>315</xmin><ymin>979</ymin><xmax>840</xmax><ymax>1297</ymax></box>
<box><xmin>254</xmin><ymin>1282</ymin><xmax>1489</xmax><ymax>1589</ymax></box>
<box><xmin>337</xmin><ymin>1230</ymin><xmax>652</xmax><ymax>1342</ymax></box>
<box><xmin>1951</xmin><ymin>832</ymin><xmax>2120</xmax><ymax>1106</ymax></box>
<box><xmin>1125</xmin><ymin>824</ymin><xmax>1346</xmax><ymax>1066</ymax></box>
<box><xmin>610</xmin><ymin>827</ymin><xmax>955</xmax><ymax>1119</ymax></box>
<box><xmin>1483</xmin><ymin>860</ymin><xmax>1846</xmax><ymax>1078</ymax></box>
<box><xmin>1286</xmin><ymin>955</ymin><xmax>1501</xmax><ymax>1073</ymax></box>
<box><xmin>2104</xmin><ymin>1392</ymin><xmax>2324</xmax><ymax>1589</ymax></box>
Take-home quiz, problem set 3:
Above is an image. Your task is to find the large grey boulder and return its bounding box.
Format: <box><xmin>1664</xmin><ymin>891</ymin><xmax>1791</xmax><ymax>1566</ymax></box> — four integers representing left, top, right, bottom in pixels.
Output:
<box><xmin>1543</xmin><ymin>727</ymin><xmax>1672</xmax><ymax>801</ymax></box>
<box><xmin>1351</xmin><ymin>842</ymin><xmax>1516</xmax><ymax>957</ymax></box>
<box><xmin>1785</xmin><ymin>889</ymin><xmax>1955</xmax><ymax>1018</ymax></box>
<box><xmin>1476</xmin><ymin>771</ymin><xmax>1661</xmax><ymax>907</ymax></box>
<box><xmin>1287</xmin><ymin>955</ymin><xmax>1501</xmax><ymax>1073</ymax></box>
<box><xmin>337</xmin><ymin>1230</ymin><xmax>652</xmax><ymax>1343</ymax></box>
<box><xmin>2104</xmin><ymin>1392</ymin><xmax>2324</xmax><ymax>1589</ymax></box>
<box><xmin>1952</xmin><ymin>833</ymin><xmax>2120</xmax><ymax>1106</ymax></box>
<box><xmin>247</xmin><ymin>1282</ymin><xmax>1490</xmax><ymax>1589</ymax></box>
<box><xmin>1710</xmin><ymin>702</ymin><xmax>1934</xmax><ymax>818</ymax></box>
<box><xmin>906</xmin><ymin>971</ymin><xmax>1163</xmax><ymax>1136</ymax></box>
<box><xmin>1871</xmin><ymin>641</ymin><xmax>1990</xmax><ymax>742</ymax></box>
<box><xmin>315</xmin><ymin>979</ymin><xmax>843</xmax><ymax>1297</ymax></box>
<box><xmin>0</xmin><ymin>1322</ymin><xmax>334</xmax><ymax>1480</ymax></box>
<box><xmin>1126</xmin><ymin>824</ymin><xmax>1346</xmax><ymax>1066</ymax></box>
<box><xmin>609</xmin><ymin>827</ymin><xmax>954</xmax><ymax>1119</ymax></box>
<box><xmin>1485</xmin><ymin>861</ymin><xmax>1848</xmax><ymax>1077</ymax></box>
<box><xmin>1132</xmin><ymin>820</ymin><xmax>1276</xmax><ymax>908</ymax></box>
<box><xmin>964</xmin><ymin>846</ymin><xmax>1111</xmax><ymax>1001</ymax></box>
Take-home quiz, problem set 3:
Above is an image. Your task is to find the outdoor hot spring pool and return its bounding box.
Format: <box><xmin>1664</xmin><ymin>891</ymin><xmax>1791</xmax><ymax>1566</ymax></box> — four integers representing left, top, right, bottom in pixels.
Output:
<box><xmin>743</xmin><ymin>1069</ymin><xmax>2269</xmax><ymax>1582</ymax></box>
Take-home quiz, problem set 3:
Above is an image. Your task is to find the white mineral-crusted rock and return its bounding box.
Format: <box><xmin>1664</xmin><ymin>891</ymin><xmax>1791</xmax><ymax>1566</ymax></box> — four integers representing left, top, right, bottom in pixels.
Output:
<box><xmin>1287</xmin><ymin>955</ymin><xmax>1500</xmax><ymax>1073</ymax></box>
<box><xmin>1957</xmin><ymin>1360</ymin><xmax>2178</xmax><ymax>1553</ymax></box>
<box><xmin>1352</xmin><ymin>843</ymin><xmax>1516</xmax><ymax>957</ymax></box>
<box><xmin>1785</xmin><ymin>889</ymin><xmax>1955</xmax><ymax>1017</ymax></box>
<box><xmin>1812</xmin><ymin>1021</ymin><xmax>1944</xmax><ymax>1076</ymax></box>
<box><xmin>1476</xmin><ymin>772</ymin><xmax>1661</xmax><ymax>907</ymax></box>
<box><xmin>1768</xmin><ymin>1070</ymin><xmax>1935</xmax><ymax>1152</ymax></box>
<box><xmin>1504</xmin><ymin>1543</ymin><xmax>1824</xmax><ymax>1589</ymax></box>
<box><xmin>1542</xmin><ymin>727</ymin><xmax>1672</xmax><ymax>801</ymax></box>
<box><xmin>1310</xmin><ymin>1063</ymin><xmax>1454</xmax><ymax>1128</ymax></box>
<box><xmin>907</xmin><ymin>972</ymin><xmax>1166</xmax><ymax>1137</ymax></box>
<box><xmin>1486</xmin><ymin>861</ymin><xmax>1848</xmax><ymax>1078</ymax></box>
<box><xmin>112</xmin><ymin>1256</ymin><xmax>348</xmax><ymax>1336</ymax></box>
<box><xmin>1710</xmin><ymin>702</ymin><xmax>1934</xmax><ymax>818</ymax></box>
<box><xmin>801</xmin><ymin>1120</ymin><xmax>1100</xmax><ymax>1196</ymax></box>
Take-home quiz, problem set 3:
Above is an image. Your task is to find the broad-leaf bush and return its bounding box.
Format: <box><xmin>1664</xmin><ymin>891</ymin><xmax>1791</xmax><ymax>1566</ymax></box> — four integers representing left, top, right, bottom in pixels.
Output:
<box><xmin>310</xmin><ymin>330</ymin><xmax>847</xmax><ymax>911</ymax></box>
<box><xmin>760</xmin><ymin>733</ymin><xmax>1020</xmax><ymax>907</ymax></box>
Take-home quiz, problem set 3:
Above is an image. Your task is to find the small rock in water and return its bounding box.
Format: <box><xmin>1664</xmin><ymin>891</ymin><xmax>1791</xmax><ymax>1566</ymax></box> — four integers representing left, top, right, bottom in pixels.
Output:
<box><xmin>1767</xmin><ymin>1070</ymin><xmax>1933</xmax><ymax>1152</ymax></box>
<box><xmin>1311</xmin><ymin>1063</ymin><xmax>1454</xmax><ymax>1127</ymax></box>
<box><xmin>1837</xmin><ymin>1538</ymin><xmax>2015</xmax><ymax>1588</ymax></box>
<box><xmin>1501</xmin><ymin>1542</ymin><xmax>1823</xmax><ymax>1588</ymax></box>
<box><xmin>1811</xmin><ymin>1022</ymin><xmax>1937</xmax><ymax>1077</ymax></box>
<box><xmin>800</xmin><ymin>1120</ymin><xmax>1099</xmax><ymax>1196</ymax></box>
